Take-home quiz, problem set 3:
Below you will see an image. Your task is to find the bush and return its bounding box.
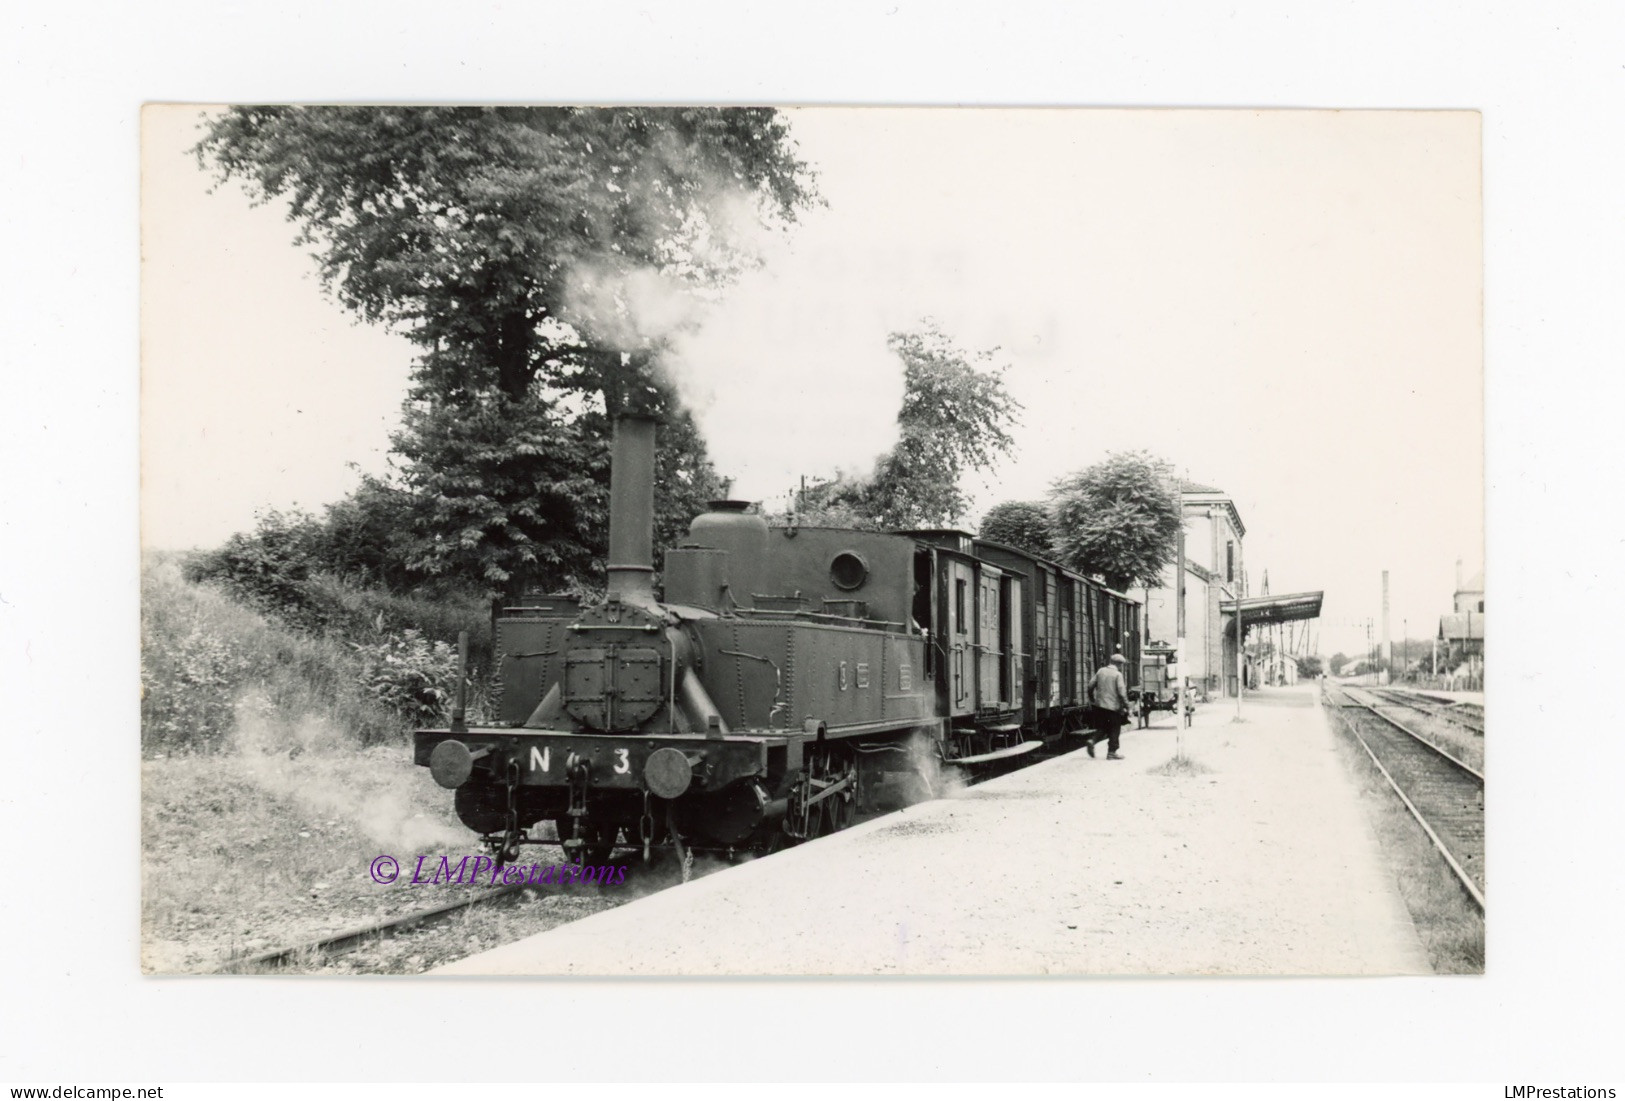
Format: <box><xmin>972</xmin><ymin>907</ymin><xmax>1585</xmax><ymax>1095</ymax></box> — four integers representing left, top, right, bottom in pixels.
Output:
<box><xmin>298</xmin><ymin>574</ymin><xmax>493</xmax><ymax>674</ymax></box>
<box><xmin>353</xmin><ymin>630</ymin><xmax>460</xmax><ymax>725</ymax></box>
<box><xmin>183</xmin><ymin>509</ymin><xmax>327</xmax><ymax>622</ymax></box>
<box><xmin>314</xmin><ymin>475</ymin><xmax>428</xmax><ymax>591</ymax></box>
<box><xmin>143</xmin><ymin>554</ymin><xmax>424</xmax><ymax>755</ymax></box>
<box><xmin>183</xmin><ymin>504</ymin><xmax>495</xmax><ymax>673</ymax></box>
<box><xmin>142</xmin><ymin>615</ymin><xmax>254</xmax><ymax>753</ymax></box>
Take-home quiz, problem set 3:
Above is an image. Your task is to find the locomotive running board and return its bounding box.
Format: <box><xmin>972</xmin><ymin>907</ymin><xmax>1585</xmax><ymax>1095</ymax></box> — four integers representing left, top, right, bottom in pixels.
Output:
<box><xmin>946</xmin><ymin>740</ymin><xmax>1044</xmax><ymax>766</ymax></box>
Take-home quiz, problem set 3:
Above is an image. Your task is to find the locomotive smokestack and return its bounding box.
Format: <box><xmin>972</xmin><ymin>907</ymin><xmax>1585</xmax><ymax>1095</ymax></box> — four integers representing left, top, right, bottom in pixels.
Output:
<box><xmin>607</xmin><ymin>412</ymin><xmax>659</xmax><ymax>602</ymax></box>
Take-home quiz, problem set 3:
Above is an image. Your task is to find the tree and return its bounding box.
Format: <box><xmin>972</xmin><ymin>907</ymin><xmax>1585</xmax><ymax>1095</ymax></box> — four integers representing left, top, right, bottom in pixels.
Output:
<box><xmin>1329</xmin><ymin>652</ymin><xmax>1350</xmax><ymax>675</ymax></box>
<box><xmin>979</xmin><ymin>501</ymin><xmax>1052</xmax><ymax>557</ymax></box>
<box><xmin>197</xmin><ymin>107</ymin><xmax>818</xmax><ymax>412</ymax></box>
<box><xmin>380</xmin><ymin>380</ymin><xmax>724</xmax><ymax>590</ymax></box>
<box><xmin>796</xmin><ymin>324</ymin><xmax>1021</xmax><ymax>530</ymax></box>
<box><xmin>196</xmin><ymin>107</ymin><xmax>813</xmax><ymax>590</ymax></box>
<box><xmin>1048</xmin><ymin>452</ymin><xmax>1181</xmax><ymax>592</ymax></box>
<box><xmin>388</xmin><ymin>390</ymin><xmax>607</xmax><ymax>587</ymax></box>
<box><xmin>1295</xmin><ymin>655</ymin><xmax>1324</xmax><ymax>678</ymax></box>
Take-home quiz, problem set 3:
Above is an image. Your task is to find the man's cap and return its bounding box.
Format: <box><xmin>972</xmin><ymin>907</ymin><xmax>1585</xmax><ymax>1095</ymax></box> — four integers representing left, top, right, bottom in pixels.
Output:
<box><xmin>1111</xmin><ymin>652</ymin><xmax>1127</xmax><ymax>663</ymax></box>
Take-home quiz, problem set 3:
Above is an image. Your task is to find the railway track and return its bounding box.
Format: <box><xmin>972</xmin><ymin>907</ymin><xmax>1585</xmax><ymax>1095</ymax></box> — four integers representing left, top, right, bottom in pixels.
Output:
<box><xmin>219</xmin><ymin>882</ymin><xmax>535</xmax><ymax>972</ymax></box>
<box><xmin>1365</xmin><ymin>686</ymin><xmax>1485</xmax><ymax>735</ymax></box>
<box><xmin>220</xmin><ymin>725</ymin><xmax>1101</xmax><ymax>973</ymax></box>
<box><xmin>1325</xmin><ymin>684</ymin><xmax>1484</xmax><ymax>910</ymax></box>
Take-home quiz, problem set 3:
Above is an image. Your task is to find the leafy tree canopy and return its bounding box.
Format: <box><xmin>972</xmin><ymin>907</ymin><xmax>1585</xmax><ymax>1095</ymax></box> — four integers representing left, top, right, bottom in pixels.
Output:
<box><xmin>195</xmin><ymin>107</ymin><xmax>811</xmax><ymax>593</ymax></box>
<box><xmin>797</xmin><ymin>324</ymin><xmax>1022</xmax><ymax>530</ymax></box>
<box><xmin>979</xmin><ymin>500</ymin><xmax>1052</xmax><ymax>557</ymax></box>
<box><xmin>197</xmin><ymin>106</ymin><xmax>819</xmax><ymax>409</ymax></box>
<box><xmin>1049</xmin><ymin>451</ymin><xmax>1181</xmax><ymax>592</ymax></box>
<box><xmin>387</xmin><ymin>381</ymin><xmax>723</xmax><ymax>588</ymax></box>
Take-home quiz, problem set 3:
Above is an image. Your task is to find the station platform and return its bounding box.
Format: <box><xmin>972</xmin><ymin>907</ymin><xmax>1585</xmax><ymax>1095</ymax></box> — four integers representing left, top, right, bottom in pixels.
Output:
<box><xmin>436</xmin><ymin>684</ymin><xmax>1429</xmax><ymax>976</ymax></box>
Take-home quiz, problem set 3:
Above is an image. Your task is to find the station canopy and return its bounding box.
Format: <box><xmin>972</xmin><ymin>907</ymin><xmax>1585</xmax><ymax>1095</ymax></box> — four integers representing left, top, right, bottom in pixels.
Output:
<box><xmin>1219</xmin><ymin>591</ymin><xmax>1324</xmax><ymax>626</ymax></box>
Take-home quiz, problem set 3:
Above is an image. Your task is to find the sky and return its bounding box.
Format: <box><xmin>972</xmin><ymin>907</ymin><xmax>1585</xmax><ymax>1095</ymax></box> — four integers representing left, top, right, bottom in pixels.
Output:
<box><xmin>142</xmin><ymin>106</ymin><xmax>1482</xmax><ymax>657</ymax></box>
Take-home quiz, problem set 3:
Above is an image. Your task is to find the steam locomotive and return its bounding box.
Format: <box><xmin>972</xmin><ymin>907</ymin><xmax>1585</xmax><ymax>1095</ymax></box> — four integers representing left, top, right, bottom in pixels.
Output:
<box><xmin>415</xmin><ymin>413</ymin><xmax>1142</xmax><ymax>865</ymax></box>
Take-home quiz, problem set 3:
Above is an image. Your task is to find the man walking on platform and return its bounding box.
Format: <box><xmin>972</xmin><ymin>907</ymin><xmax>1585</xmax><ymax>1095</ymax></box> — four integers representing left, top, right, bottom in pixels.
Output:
<box><xmin>1086</xmin><ymin>653</ymin><xmax>1130</xmax><ymax>760</ymax></box>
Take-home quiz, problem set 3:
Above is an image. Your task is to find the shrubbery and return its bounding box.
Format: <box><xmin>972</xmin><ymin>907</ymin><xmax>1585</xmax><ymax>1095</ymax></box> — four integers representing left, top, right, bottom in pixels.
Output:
<box><xmin>142</xmin><ymin>554</ymin><xmax>481</xmax><ymax>756</ymax></box>
<box><xmin>353</xmin><ymin>630</ymin><xmax>461</xmax><ymax>724</ymax></box>
<box><xmin>141</xmin><ymin>612</ymin><xmax>253</xmax><ymax>753</ymax></box>
<box><xmin>183</xmin><ymin>509</ymin><xmax>326</xmax><ymax>620</ymax></box>
<box><xmin>183</xmin><ymin>501</ymin><xmax>495</xmax><ymax>670</ymax></box>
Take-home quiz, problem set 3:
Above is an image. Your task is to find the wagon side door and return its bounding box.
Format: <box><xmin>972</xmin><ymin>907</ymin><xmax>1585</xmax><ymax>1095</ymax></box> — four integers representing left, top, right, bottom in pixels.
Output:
<box><xmin>977</xmin><ymin>565</ymin><xmax>1003</xmax><ymax>710</ymax></box>
<box><xmin>1003</xmin><ymin>573</ymin><xmax>1023</xmax><ymax>714</ymax></box>
<box><xmin>943</xmin><ymin>556</ymin><xmax>976</xmax><ymax>717</ymax></box>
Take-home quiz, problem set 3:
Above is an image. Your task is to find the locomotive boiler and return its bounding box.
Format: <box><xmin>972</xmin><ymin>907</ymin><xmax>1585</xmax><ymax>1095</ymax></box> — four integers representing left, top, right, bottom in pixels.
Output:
<box><xmin>414</xmin><ymin>413</ymin><xmax>1143</xmax><ymax>865</ymax></box>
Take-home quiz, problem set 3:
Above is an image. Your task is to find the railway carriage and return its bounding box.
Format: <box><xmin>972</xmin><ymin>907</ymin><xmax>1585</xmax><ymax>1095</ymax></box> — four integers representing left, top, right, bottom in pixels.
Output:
<box><xmin>414</xmin><ymin>413</ymin><xmax>1142</xmax><ymax>865</ymax></box>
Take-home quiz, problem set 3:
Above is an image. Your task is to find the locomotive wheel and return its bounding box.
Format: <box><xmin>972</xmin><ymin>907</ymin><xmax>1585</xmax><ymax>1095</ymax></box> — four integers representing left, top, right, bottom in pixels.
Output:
<box><xmin>454</xmin><ymin>783</ymin><xmax>508</xmax><ymax>835</ymax></box>
<box><xmin>799</xmin><ymin>747</ymin><xmax>857</xmax><ymax>838</ymax></box>
<box><xmin>801</xmin><ymin>799</ymin><xmax>827</xmax><ymax>841</ymax></box>
<box><xmin>825</xmin><ymin>759</ymin><xmax>858</xmax><ymax>832</ymax></box>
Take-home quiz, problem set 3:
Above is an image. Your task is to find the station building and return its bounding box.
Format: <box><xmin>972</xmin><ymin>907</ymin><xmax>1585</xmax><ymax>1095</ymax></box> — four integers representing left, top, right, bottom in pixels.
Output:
<box><xmin>1142</xmin><ymin>482</ymin><xmax>1248</xmax><ymax>697</ymax></box>
<box><xmin>1143</xmin><ymin>482</ymin><xmax>1322</xmax><ymax>697</ymax></box>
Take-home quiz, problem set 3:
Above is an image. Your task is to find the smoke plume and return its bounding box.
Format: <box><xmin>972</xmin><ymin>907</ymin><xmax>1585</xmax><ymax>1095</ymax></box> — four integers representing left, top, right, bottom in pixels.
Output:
<box><xmin>563</xmin><ymin>184</ymin><xmax>906</xmax><ymax>505</ymax></box>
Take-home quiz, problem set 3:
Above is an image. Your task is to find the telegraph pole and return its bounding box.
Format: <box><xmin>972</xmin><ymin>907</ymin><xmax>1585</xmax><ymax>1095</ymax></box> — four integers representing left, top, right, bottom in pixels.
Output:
<box><xmin>1234</xmin><ymin>537</ymin><xmax>1246</xmax><ymax>720</ymax></box>
<box><xmin>1176</xmin><ymin>512</ymin><xmax>1189</xmax><ymax>730</ymax></box>
<box><xmin>1381</xmin><ymin>570</ymin><xmax>1392</xmax><ymax>684</ymax></box>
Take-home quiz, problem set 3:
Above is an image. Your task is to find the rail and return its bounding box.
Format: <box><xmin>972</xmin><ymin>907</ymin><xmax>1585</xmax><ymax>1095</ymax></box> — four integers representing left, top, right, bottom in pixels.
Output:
<box><xmin>218</xmin><ymin>883</ymin><xmax>531</xmax><ymax>972</ymax></box>
<box><xmin>1326</xmin><ymin>684</ymin><xmax>1485</xmax><ymax>912</ymax></box>
<box><xmin>218</xmin><ymin>721</ymin><xmax>1084</xmax><ymax>973</ymax></box>
<box><xmin>1365</xmin><ymin>686</ymin><xmax>1485</xmax><ymax>735</ymax></box>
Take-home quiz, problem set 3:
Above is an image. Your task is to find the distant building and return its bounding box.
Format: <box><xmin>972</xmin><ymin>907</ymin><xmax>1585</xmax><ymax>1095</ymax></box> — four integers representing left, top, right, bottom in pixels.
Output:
<box><xmin>1258</xmin><ymin>644</ymin><xmax>1300</xmax><ymax>686</ymax></box>
<box><xmin>1453</xmin><ymin>561</ymin><xmax>1484</xmax><ymax>615</ymax></box>
<box><xmin>1437</xmin><ymin>612</ymin><xmax>1484</xmax><ymax>656</ymax></box>
<box><xmin>1437</xmin><ymin>558</ymin><xmax>1485</xmax><ymax>683</ymax></box>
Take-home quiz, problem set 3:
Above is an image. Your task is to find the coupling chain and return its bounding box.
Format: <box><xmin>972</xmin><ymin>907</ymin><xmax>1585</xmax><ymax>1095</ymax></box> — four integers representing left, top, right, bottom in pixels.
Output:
<box><xmin>502</xmin><ymin>757</ymin><xmax>522</xmax><ymax>860</ymax></box>
<box><xmin>639</xmin><ymin>790</ymin><xmax>655</xmax><ymax>864</ymax></box>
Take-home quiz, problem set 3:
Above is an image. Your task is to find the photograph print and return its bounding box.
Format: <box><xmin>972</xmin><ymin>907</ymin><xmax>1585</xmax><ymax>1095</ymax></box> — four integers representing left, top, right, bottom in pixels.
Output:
<box><xmin>141</xmin><ymin>104</ymin><xmax>1483</xmax><ymax>976</ymax></box>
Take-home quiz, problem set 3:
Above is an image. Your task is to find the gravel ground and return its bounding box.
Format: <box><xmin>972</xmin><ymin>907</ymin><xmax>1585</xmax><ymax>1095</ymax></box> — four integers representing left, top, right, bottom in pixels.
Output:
<box><xmin>439</xmin><ymin>684</ymin><xmax>1430</xmax><ymax>976</ymax></box>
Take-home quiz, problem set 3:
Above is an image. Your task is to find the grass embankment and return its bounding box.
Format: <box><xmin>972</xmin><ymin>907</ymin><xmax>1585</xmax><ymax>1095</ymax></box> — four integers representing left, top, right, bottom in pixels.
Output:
<box><xmin>1321</xmin><ymin>698</ymin><xmax>1485</xmax><ymax>974</ymax></box>
<box><xmin>140</xmin><ymin>554</ymin><xmax>617</xmax><ymax>974</ymax></box>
